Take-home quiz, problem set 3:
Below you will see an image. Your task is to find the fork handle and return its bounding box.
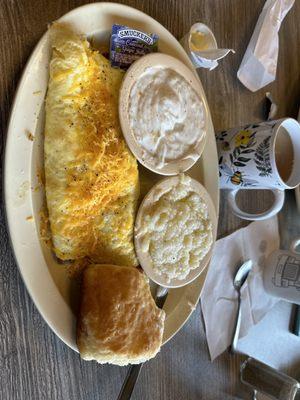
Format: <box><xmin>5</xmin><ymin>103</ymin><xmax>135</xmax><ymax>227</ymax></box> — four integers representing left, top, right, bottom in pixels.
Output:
<box><xmin>117</xmin><ymin>285</ymin><xmax>168</xmax><ymax>400</ymax></box>
<box><xmin>117</xmin><ymin>364</ymin><xmax>144</xmax><ymax>400</ymax></box>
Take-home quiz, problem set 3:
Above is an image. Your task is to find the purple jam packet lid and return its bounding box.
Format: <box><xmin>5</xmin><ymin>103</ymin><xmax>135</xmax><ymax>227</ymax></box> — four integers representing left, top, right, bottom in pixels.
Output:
<box><xmin>110</xmin><ymin>24</ymin><xmax>159</xmax><ymax>69</ymax></box>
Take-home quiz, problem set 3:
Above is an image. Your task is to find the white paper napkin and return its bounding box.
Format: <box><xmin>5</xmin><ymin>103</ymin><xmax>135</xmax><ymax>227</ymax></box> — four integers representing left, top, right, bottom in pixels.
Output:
<box><xmin>237</xmin><ymin>0</ymin><xmax>295</xmax><ymax>92</ymax></box>
<box><xmin>201</xmin><ymin>217</ymin><xmax>280</xmax><ymax>361</ymax></box>
<box><xmin>237</xmin><ymin>301</ymin><xmax>300</xmax><ymax>375</ymax></box>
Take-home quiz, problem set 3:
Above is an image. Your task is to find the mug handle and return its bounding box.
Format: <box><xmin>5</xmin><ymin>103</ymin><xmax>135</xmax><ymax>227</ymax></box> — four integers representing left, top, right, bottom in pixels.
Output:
<box><xmin>290</xmin><ymin>238</ymin><xmax>300</xmax><ymax>254</ymax></box>
<box><xmin>227</xmin><ymin>189</ymin><xmax>285</xmax><ymax>221</ymax></box>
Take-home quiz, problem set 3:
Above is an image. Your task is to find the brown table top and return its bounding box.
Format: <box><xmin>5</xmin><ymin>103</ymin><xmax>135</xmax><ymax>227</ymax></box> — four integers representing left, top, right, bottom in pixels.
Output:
<box><xmin>0</xmin><ymin>1</ymin><xmax>299</xmax><ymax>399</ymax></box>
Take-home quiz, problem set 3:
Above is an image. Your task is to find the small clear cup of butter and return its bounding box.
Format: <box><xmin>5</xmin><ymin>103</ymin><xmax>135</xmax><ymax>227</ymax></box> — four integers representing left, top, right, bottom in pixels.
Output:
<box><xmin>188</xmin><ymin>23</ymin><xmax>218</xmax><ymax>52</ymax></box>
<box><xmin>180</xmin><ymin>22</ymin><xmax>234</xmax><ymax>70</ymax></box>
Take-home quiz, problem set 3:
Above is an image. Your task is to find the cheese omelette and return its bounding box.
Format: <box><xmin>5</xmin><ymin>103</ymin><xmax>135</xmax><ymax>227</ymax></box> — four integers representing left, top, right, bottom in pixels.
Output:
<box><xmin>44</xmin><ymin>24</ymin><xmax>139</xmax><ymax>266</ymax></box>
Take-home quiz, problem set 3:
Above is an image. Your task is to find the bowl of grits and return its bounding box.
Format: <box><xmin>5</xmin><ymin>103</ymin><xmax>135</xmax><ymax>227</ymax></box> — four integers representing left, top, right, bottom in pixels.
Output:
<box><xmin>134</xmin><ymin>174</ymin><xmax>217</xmax><ymax>287</ymax></box>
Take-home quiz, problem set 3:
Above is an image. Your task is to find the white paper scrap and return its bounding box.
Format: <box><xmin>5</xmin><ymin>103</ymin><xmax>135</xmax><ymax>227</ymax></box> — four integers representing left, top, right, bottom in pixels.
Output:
<box><xmin>237</xmin><ymin>0</ymin><xmax>295</xmax><ymax>92</ymax></box>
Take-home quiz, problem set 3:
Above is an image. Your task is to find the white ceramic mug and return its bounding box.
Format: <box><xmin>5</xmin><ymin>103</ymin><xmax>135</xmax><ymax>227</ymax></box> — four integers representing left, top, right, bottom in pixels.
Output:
<box><xmin>216</xmin><ymin>118</ymin><xmax>300</xmax><ymax>220</ymax></box>
<box><xmin>263</xmin><ymin>239</ymin><xmax>300</xmax><ymax>305</ymax></box>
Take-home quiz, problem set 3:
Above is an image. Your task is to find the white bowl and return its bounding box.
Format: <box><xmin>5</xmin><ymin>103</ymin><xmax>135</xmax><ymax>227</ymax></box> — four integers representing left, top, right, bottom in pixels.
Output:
<box><xmin>119</xmin><ymin>53</ymin><xmax>207</xmax><ymax>176</ymax></box>
<box><xmin>134</xmin><ymin>175</ymin><xmax>217</xmax><ymax>288</ymax></box>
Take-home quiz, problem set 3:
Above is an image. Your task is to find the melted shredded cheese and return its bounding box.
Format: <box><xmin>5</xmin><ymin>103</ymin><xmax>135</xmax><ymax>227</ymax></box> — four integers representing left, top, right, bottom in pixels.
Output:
<box><xmin>44</xmin><ymin>24</ymin><xmax>139</xmax><ymax>266</ymax></box>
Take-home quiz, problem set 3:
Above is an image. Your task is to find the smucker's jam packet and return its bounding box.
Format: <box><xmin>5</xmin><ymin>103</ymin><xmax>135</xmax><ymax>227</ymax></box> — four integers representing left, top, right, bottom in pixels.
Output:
<box><xmin>110</xmin><ymin>24</ymin><xmax>159</xmax><ymax>69</ymax></box>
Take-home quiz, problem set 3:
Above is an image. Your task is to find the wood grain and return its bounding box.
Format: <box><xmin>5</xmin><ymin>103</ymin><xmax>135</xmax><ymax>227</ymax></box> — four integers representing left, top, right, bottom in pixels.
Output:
<box><xmin>0</xmin><ymin>1</ymin><xmax>299</xmax><ymax>399</ymax></box>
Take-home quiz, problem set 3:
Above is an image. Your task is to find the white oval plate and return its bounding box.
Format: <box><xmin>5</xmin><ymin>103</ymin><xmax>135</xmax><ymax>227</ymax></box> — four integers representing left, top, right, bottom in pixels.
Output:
<box><xmin>4</xmin><ymin>3</ymin><xmax>219</xmax><ymax>352</ymax></box>
<box><xmin>135</xmin><ymin>176</ymin><xmax>217</xmax><ymax>288</ymax></box>
<box><xmin>119</xmin><ymin>53</ymin><xmax>207</xmax><ymax>175</ymax></box>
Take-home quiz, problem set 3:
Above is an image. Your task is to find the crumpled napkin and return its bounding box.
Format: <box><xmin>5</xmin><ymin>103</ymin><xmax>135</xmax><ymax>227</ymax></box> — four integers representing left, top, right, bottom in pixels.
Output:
<box><xmin>200</xmin><ymin>217</ymin><xmax>280</xmax><ymax>361</ymax></box>
<box><xmin>181</xmin><ymin>23</ymin><xmax>234</xmax><ymax>70</ymax></box>
<box><xmin>237</xmin><ymin>0</ymin><xmax>295</xmax><ymax>92</ymax></box>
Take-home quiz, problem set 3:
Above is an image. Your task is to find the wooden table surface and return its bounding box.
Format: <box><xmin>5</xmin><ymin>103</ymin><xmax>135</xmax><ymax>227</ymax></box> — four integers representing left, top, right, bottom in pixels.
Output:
<box><xmin>0</xmin><ymin>1</ymin><xmax>299</xmax><ymax>399</ymax></box>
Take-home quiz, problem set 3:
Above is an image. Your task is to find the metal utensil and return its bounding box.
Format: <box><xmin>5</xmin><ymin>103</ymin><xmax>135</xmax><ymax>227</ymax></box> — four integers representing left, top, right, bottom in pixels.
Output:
<box><xmin>117</xmin><ymin>285</ymin><xmax>168</xmax><ymax>400</ymax></box>
<box><xmin>230</xmin><ymin>260</ymin><xmax>253</xmax><ymax>353</ymax></box>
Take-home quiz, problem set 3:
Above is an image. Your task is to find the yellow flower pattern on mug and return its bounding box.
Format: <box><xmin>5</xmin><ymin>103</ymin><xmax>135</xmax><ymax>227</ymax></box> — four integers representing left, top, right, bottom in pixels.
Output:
<box><xmin>234</xmin><ymin>129</ymin><xmax>252</xmax><ymax>147</ymax></box>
